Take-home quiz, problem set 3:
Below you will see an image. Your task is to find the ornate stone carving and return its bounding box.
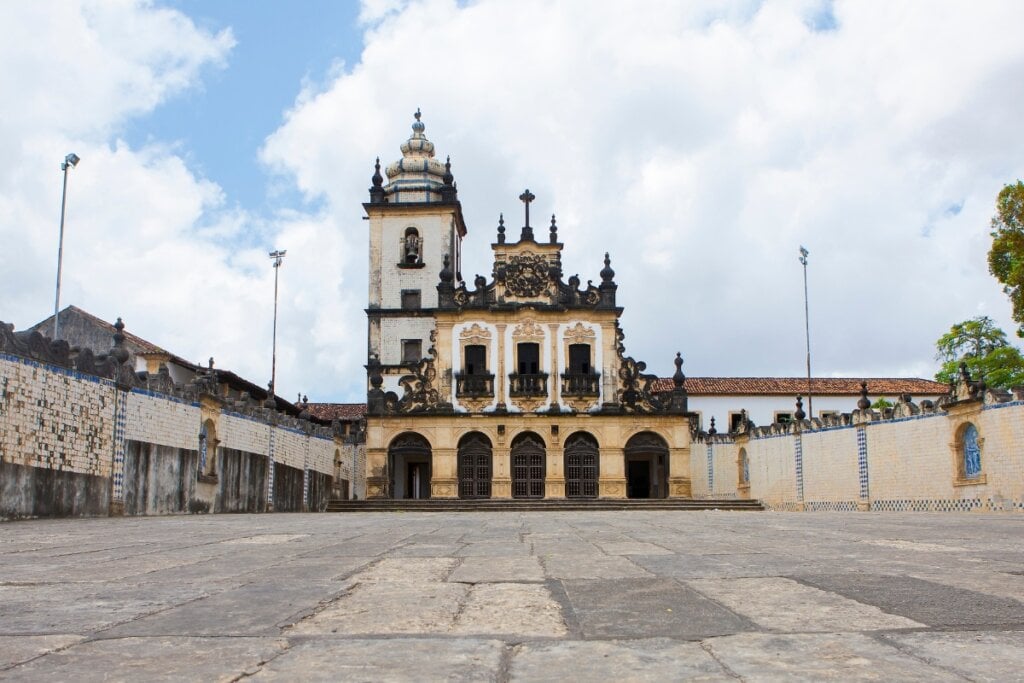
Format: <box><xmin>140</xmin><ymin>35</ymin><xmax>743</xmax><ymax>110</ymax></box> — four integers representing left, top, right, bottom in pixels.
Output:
<box><xmin>504</xmin><ymin>253</ymin><xmax>550</xmax><ymax>297</ymax></box>
<box><xmin>459</xmin><ymin>323</ymin><xmax>492</xmax><ymax>346</ymax></box>
<box><xmin>512</xmin><ymin>319</ymin><xmax>545</xmax><ymax>341</ymax></box>
<box><xmin>564</xmin><ymin>322</ymin><xmax>596</xmax><ymax>342</ymax></box>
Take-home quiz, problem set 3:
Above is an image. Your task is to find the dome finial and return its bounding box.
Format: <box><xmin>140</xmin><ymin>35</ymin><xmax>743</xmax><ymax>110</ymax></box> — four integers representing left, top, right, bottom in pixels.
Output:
<box><xmin>497</xmin><ymin>213</ymin><xmax>506</xmax><ymax>244</ymax></box>
<box><xmin>600</xmin><ymin>252</ymin><xmax>615</xmax><ymax>283</ymax></box>
<box><xmin>411</xmin><ymin>108</ymin><xmax>425</xmax><ymax>135</ymax></box>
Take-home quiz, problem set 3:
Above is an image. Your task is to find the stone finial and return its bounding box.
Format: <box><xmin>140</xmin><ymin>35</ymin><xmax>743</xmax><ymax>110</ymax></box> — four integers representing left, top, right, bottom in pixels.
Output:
<box><xmin>369</xmin><ymin>156</ymin><xmax>385</xmax><ymax>202</ymax></box>
<box><xmin>672</xmin><ymin>352</ymin><xmax>685</xmax><ymax>387</ymax></box>
<box><xmin>208</xmin><ymin>357</ymin><xmax>215</xmax><ymax>369</ymax></box>
<box><xmin>794</xmin><ymin>395</ymin><xmax>806</xmax><ymax>421</ymax></box>
<box><xmin>708</xmin><ymin>416</ymin><xmax>717</xmax><ymax>435</ymax></box>
<box><xmin>412</xmin><ymin>107</ymin><xmax>424</xmax><ymax>133</ymax></box>
<box><xmin>111</xmin><ymin>317</ymin><xmax>130</xmax><ymax>364</ymax></box>
<box><xmin>497</xmin><ymin>214</ymin><xmax>506</xmax><ymax>244</ymax></box>
<box><xmin>439</xmin><ymin>253</ymin><xmax>454</xmax><ymax>283</ymax></box>
<box><xmin>600</xmin><ymin>253</ymin><xmax>615</xmax><ymax>283</ymax></box>
<box><xmin>371</xmin><ymin>157</ymin><xmax>383</xmax><ymax>187</ymax></box>
<box><xmin>519</xmin><ymin>189</ymin><xmax>535</xmax><ymax>241</ymax></box>
<box><xmin>857</xmin><ymin>381</ymin><xmax>871</xmax><ymax>410</ymax></box>
<box><xmin>443</xmin><ymin>156</ymin><xmax>453</xmax><ymax>185</ymax></box>
<box><xmin>549</xmin><ymin>214</ymin><xmax>558</xmax><ymax>244</ymax></box>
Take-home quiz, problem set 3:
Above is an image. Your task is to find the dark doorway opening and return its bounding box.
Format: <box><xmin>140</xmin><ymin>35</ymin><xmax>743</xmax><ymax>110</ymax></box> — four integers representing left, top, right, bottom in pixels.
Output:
<box><xmin>626</xmin><ymin>460</ymin><xmax>651</xmax><ymax>499</ymax></box>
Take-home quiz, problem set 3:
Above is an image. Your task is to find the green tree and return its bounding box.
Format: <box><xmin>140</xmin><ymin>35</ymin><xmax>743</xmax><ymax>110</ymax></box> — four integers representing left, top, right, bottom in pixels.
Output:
<box><xmin>988</xmin><ymin>181</ymin><xmax>1024</xmax><ymax>337</ymax></box>
<box><xmin>934</xmin><ymin>316</ymin><xmax>1024</xmax><ymax>389</ymax></box>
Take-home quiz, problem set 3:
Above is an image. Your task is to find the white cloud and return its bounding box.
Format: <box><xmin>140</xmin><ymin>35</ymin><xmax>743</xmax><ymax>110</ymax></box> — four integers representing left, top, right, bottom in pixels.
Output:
<box><xmin>5</xmin><ymin>0</ymin><xmax>1024</xmax><ymax>407</ymax></box>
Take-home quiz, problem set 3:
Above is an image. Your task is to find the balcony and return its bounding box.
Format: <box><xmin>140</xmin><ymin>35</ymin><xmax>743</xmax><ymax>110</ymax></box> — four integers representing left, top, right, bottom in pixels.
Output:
<box><xmin>508</xmin><ymin>372</ymin><xmax>549</xmax><ymax>397</ymax></box>
<box><xmin>455</xmin><ymin>372</ymin><xmax>495</xmax><ymax>398</ymax></box>
<box><xmin>561</xmin><ymin>371</ymin><xmax>601</xmax><ymax>397</ymax></box>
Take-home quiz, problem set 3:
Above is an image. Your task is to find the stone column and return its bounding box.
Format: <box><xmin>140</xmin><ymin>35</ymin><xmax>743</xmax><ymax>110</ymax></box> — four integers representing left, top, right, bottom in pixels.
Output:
<box><xmin>545</xmin><ymin>445</ymin><xmax>565</xmax><ymax>499</ymax></box>
<box><xmin>431</xmin><ymin>447</ymin><xmax>458</xmax><ymax>499</ymax></box>
<box><xmin>365</xmin><ymin>447</ymin><xmax>388</xmax><ymax>499</ymax></box>
<box><xmin>492</xmin><ymin>440</ymin><xmax>511</xmax><ymax>499</ymax></box>
<box><xmin>668</xmin><ymin>447</ymin><xmax>692</xmax><ymax>498</ymax></box>
<box><xmin>598</xmin><ymin>446</ymin><xmax>626</xmax><ymax>498</ymax></box>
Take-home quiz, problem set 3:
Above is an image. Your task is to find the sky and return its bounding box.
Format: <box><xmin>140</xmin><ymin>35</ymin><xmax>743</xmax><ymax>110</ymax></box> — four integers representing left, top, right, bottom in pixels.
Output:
<box><xmin>2</xmin><ymin>0</ymin><xmax>1024</xmax><ymax>404</ymax></box>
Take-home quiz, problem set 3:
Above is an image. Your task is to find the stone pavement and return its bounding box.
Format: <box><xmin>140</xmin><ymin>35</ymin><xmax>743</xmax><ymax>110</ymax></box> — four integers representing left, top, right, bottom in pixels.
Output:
<box><xmin>1</xmin><ymin>512</ymin><xmax>1022</xmax><ymax>681</ymax></box>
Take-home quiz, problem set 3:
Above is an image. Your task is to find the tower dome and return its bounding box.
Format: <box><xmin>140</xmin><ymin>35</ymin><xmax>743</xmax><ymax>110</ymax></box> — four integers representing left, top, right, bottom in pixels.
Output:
<box><xmin>383</xmin><ymin>109</ymin><xmax>452</xmax><ymax>203</ymax></box>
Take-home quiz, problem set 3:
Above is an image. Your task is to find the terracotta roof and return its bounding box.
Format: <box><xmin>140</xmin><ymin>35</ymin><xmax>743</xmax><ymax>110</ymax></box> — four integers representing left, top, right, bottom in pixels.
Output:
<box><xmin>305</xmin><ymin>403</ymin><xmax>367</xmax><ymax>421</ymax></box>
<box><xmin>651</xmin><ymin>377</ymin><xmax>948</xmax><ymax>395</ymax></box>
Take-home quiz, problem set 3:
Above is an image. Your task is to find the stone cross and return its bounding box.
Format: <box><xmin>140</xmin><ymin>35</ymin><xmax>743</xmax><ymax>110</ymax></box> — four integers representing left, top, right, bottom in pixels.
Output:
<box><xmin>519</xmin><ymin>189</ymin><xmax>535</xmax><ymax>241</ymax></box>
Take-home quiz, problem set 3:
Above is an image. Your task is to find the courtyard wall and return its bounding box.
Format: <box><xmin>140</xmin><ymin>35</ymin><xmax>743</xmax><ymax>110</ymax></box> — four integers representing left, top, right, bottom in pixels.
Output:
<box><xmin>0</xmin><ymin>327</ymin><xmax>365</xmax><ymax>520</ymax></box>
<box><xmin>690</xmin><ymin>392</ymin><xmax>1024</xmax><ymax>512</ymax></box>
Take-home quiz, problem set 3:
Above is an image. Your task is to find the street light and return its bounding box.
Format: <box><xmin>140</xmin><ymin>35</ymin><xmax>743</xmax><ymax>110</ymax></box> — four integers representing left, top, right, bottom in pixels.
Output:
<box><xmin>53</xmin><ymin>152</ymin><xmax>81</xmax><ymax>340</ymax></box>
<box><xmin>268</xmin><ymin>249</ymin><xmax>287</xmax><ymax>400</ymax></box>
<box><xmin>799</xmin><ymin>246</ymin><xmax>812</xmax><ymax>417</ymax></box>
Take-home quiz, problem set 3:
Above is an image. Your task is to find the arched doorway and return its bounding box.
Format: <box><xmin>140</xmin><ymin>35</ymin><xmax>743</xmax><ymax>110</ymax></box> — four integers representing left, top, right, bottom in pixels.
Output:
<box><xmin>458</xmin><ymin>432</ymin><xmax>492</xmax><ymax>499</ymax></box>
<box><xmin>388</xmin><ymin>433</ymin><xmax>431</xmax><ymax>499</ymax></box>
<box><xmin>511</xmin><ymin>432</ymin><xmax>546</xmax><ymax>498</ymax></box>
<box><xmin>624</xmin><ymin>432</ymin><xmax>669</xmax><ymax>499</ymax></box>
<box><xmin>564</xmin><ymin>432</ymin><xmax>599</xmax><ymax>498</ymax></box>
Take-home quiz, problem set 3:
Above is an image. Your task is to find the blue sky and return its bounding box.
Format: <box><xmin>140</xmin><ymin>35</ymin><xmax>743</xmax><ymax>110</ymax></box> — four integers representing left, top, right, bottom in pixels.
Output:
<box><xmin>2</xmin><ymin>1</ymin><xmax>1023</xmax><ymax>403</ymax></box>
<box><xmin>126</xmin><ymin>1</ymin><xmax>364</xmax><ymax>213</ymax></box>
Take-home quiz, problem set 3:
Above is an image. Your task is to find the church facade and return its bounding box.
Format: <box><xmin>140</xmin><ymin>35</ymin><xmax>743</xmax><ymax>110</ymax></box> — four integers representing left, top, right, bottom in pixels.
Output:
<box><xmin>363</xmin><ymin>112</ymin><xmax>693</xmax><ymax>500</ymax></box>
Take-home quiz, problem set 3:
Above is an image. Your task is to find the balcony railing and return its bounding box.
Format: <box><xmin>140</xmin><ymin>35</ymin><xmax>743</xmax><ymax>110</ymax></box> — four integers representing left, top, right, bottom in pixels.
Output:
<box><xmin>508</xmin><ymin>372</ymin><xmax>549</xmax><ymax>397</ymax></box>
<box><xmin>560</xmin><ymin>371</ymin><xmax>601</xmax><ymax>397</ymax></box>
<box><xmin>455</xmin><ymin>372</ymin><xmax>495</xmax><ymax>398</ymax></box>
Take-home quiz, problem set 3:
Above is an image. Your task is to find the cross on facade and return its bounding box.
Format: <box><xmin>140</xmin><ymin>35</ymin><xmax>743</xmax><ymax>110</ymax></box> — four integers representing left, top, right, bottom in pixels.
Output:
<box><xmin>519</xmin><ymin>188</ymin><xmax>535</xmax><ymax>241</ymax></box>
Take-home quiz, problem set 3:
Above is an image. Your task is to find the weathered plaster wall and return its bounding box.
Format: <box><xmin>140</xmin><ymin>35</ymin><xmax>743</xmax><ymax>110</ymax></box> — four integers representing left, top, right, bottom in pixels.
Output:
<box><xmin>1</xmin><ymin>352</ymin><xmax>363</xmax><ymax>519</ymax></box>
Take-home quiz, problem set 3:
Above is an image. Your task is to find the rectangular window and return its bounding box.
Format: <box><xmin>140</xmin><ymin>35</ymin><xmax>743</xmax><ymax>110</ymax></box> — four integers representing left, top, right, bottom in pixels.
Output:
<box><xmin>819</xmin><ymin>410</ymin><xmax>838</xmax><ymax>419</ymax></box>
<box><xmin>401</xmin><ymin>289</ymin><xmax>421</xmax><ymax>310</ymax></box>
<box><xmin>728</xmin><ymin>412</ymin><xmax>744</xmax><ymax>433</ymax></box>
<box><xmin>465</xmin><ymin>344</ymin><xmax>487</xmax><ymax>375</ymax></box>
<box><xmin>402</xmin><ymin>339</ymin><xmax>422</xmax><ymax>364</ymax></box>
<box><xmin>775</xmin><ymin>412</ymin><xmax>793</xmax><ymax>424</ymax></box>
<box><xmin>568</xmin><ymin>343</ymin><xmax>591</xmax><ymax>374</ymax></box>
<box><xmin>517</xmin><ymin>342</ymin><xmax>540</xmax><ymax>374</ymax></box>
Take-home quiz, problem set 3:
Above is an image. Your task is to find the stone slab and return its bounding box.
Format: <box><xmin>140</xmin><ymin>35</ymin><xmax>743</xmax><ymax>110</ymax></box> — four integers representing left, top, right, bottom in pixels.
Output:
<box><xmin>251</xmin><ymin>637</ymin><xmax>504</xmax><ymax>681</ymax></box>
<box><xmin>448</xmin><ymin>556</ymin><xmax>545</xmax><ymax>583</ymax></box>
<box><xmin>0</xmin><ymin>635</ymin><xmax>84</xmax><ymax>669</ymax></box>
<box><xmin>885</xmin><ymin>631</ymin><xmax>1024</xmax><ymax>682</ymax></box>
<box><xmin>705</xmin><ymin>632</ymin><xmax>965</xmax><ymax>681</ymax></box>
<box><xmin>562</xmin><ymin>578</ymin><xmax>755</xmax><ymax>638</ymax></box>
<box><xmin>687</xmin><ymin>577</ymin><xmax>923</xmax><ymax>631</ymax></box>
<box><xmin>1</xmin><ymin>636</ymin><xmax>287</xmax><ymax>682</ymax></box>
<box><xmin>452</xmin><ymin>583</ymin><xmax>567</xmax><ymax>636</ymax></box>
<box><xmin>796</xmin><ymin>573</ymin><xmax>1024</xmax><ymax>627</ymax></box>
<box><xmin>541</xmin><ymin>553</ymin><xmax>650</xmax><ymax>579</ymax></box>
<box><xmin>509</xmin><ymin>638</ymin><xmax>733</xmax><ymax>682</ymax></box>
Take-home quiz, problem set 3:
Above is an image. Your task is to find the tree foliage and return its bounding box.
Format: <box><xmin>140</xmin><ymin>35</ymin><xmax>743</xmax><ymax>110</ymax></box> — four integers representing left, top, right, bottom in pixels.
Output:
<box><xmin>988</xmin><ymin>181</ymin><xmax>1024</xmax><ymax>337</ymax></box>
<box><xmin>934</xmin><ymin>316</ymin><xmax>1024</xmax><ymax>389</ymax></box>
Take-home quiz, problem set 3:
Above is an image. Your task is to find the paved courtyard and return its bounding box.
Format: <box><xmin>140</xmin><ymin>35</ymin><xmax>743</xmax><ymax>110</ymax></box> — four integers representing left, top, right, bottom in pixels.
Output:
<box><xmin>1</xmin><ymin>511</ymin><xmax>1022</xmax><ymax>681</ymax></box>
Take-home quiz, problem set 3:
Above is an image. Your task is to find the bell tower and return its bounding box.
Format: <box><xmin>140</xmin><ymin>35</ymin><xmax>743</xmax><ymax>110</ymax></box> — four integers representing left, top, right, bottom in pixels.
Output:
<box><xmin>365</xmin><ymin>110</ymin><xmax>467</xmax><ymax>383</ymax></box>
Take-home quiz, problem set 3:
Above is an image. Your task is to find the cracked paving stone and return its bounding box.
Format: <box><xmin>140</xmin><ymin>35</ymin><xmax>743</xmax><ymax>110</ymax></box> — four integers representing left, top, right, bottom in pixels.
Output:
<box><xmin>250</xmin><ymin>637</ymin><xmax>504</xmax><ymax>681</ymax></box>
<box><xmin>687</xmin><ymin>577</ymin><xmax>923</xmax><ymax>632</ymax></box>
<box><xmin>288</xmin><ymin>581</ymin><xmax>469</xmax><ymax>635</ymax></box>
<box><xmin>0</xmin><ymin>635</ymin><xmax>84</xmax><ymax>669</ymax></box>
<box><xmin>355</xmin><ymin>557</ymin><xmax>458</xmax><ymax>583</ymax></box>
<box><xmin>509</xmin><ymin>638</ymin><xmax>734</xmax><ymax>681</ymax></box>
<box><xmin>0</xmin><ymin>636</ymin><xmax>288</xmax><ymax>682</ymax></box>
<box><xmin>884</xmin><ymin>631</ymin><xmax>1024</xmax><ymax>682</ymax></box>
<box><xmin>541</xmin><ymin>553</ymin><xmax>650</xmax><ymax>580</ymax></box>
<box><xmin>448</xmin><ymin>556</ymin><xmax>544</xmax><ymax>583</ymax></box>
<box><xmin>451</xmin><ymin>583</ymin><xmax>567</xmax><ymax>636</ymax></box>
<box><xmin>703</xmin><ymin>632</ymin><xmax>964</xmax><ymax>682</ymax></box>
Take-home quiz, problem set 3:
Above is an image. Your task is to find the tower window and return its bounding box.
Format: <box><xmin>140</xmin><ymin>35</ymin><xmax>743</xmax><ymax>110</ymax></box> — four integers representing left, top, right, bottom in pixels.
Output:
<box><xmin>518</xmin><ymin>343</ymin><xmax>540</xmax><ymax>374</ymax></box>
<box><xmin>568</xmin><ymin>344</ymin><xmax>591</xmax><ymax>374</ymax></box>
<box><xmin>401</xmin><ymin>289</ymin><xmax>421</xmax><ymax>310</ymax></box>
<box><xmin>402</xmin><ymin>339</ymin><xmax>422</xmax><ymax>364</ymax></box>
<box><xmin>465</xmin><ymin>345</ymin><xmax>487</xmax><ymax>375</ymax></box>
<box><xmin>402</xmin><ymin>227</ymin><xmax>422</xmax><ymax>265</ymax></box>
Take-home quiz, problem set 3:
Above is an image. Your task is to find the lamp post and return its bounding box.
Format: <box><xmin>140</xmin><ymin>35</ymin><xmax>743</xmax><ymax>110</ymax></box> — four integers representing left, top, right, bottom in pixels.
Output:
<box><xmin>799</xmin><ymin>246</ymin><xmax>812</xmax><ymax>417</ymax></box>
<box><xmin>268</xmin><ymin>249</ymin><xmax>287</xmax><ymax>399</ymax></box>
<box><xmin>53</xmin><ymin>152</ymin><xmax>81</xmax><ymax>340</ymax></box>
